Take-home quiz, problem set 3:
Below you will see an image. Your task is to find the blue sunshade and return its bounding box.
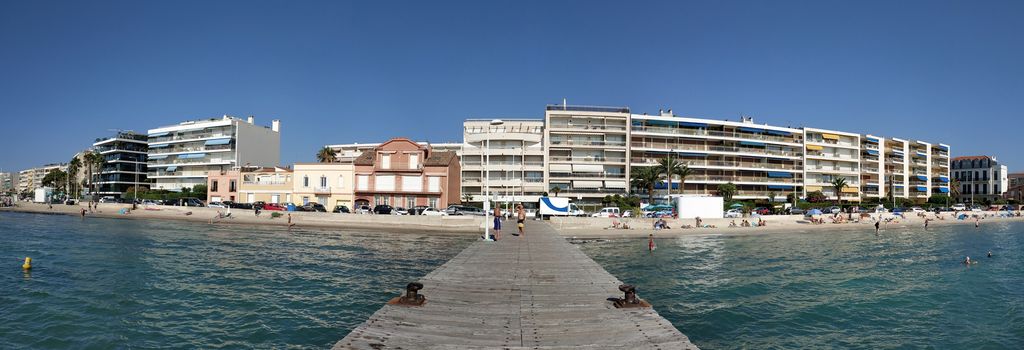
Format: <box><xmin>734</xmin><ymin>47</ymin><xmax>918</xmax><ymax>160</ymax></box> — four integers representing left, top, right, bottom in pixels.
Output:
<box><xmin>679</xmin><ymin>122</ymin><xmax>707</xmax><ymax>128</ymax></box>
<box><xmin>938</xmin><ymin>187</ymin><xmax>950</xmax><ymax>193</ymax></box>
<box><xmin>866</xmin><ymin>150</ymin><xmax>879</xmax><ymax>155</ymax></box>
<box><xmin>767</xmin><ymin>172</ymin><xmax>793</xmax><ymax>178</ymax></box>
<box><xmin>915</xmin><ymin>186</ymin><xmax>927</xmax><ymax>191</ymax></box>
<box><xmin>148</xmin><ymin>155</ymin><xmax>168</xmax><ymax>160</ymax></box>
<box><xmin>165</xmin><ymin>166</ymin><xmax>177</xmax><ymax>172</ymax></box>
<box><xmin>916</xmin><ymin>175</ymin><xmax>928</xmax><ymax>181</ymax></box>
<box><xmin>767</xmin><ymin>185</ymin><xmax>794</xmax><ymax>190</ymax></box>
<box><xmin>148</xmin><ymin>132</ymin><xmax>169</xmax><ymax>137</ymax></box>
<box><xmin>148</xmin><ymin>143</ymin><xmax>169</xmax><ymax>148</ymax></box>
<box><xmin>204</xmin><ymin>138</ymin><xmax>231</xmax><ymax>146</ymax></box>
<box><xmin>739</xmin><ymin>141</ymin><xmax>765</xmax><ymax>147</ymax></box>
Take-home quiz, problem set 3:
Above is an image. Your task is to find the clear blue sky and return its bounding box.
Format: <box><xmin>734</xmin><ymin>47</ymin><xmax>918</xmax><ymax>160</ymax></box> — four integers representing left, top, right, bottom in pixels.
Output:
<box><xmin>1</xmin><ymin>0</ymin><xmax>1021</xmax><ymax>172</ymax></box>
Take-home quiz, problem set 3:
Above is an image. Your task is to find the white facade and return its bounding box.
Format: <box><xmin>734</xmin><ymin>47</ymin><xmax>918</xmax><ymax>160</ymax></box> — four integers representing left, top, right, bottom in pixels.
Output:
<box><xmin>803</xmin><ymin>127</ymin><xmax>861</xmax><ymax>201</ymax></box>
<box><xmin>18</xmin><ymin>164</ymin><xmax>66</xmax><ymax>194</ymax></box>
<box><xmin>952</xmin><ymin>156</ymin><xmax>1007</xmax><ymax>204</ymax></box>
<box><xmin>147</xmin><ymin>115</ymin><xmax>280</xmax><ymax>191</ymax></box>
<box><xmin>462</xmin><ymin>119</ymin><xmax>545</xmax><ymax>203</ymax></box>
<box><xmin>544</xmin><ymin>105</ymin><xmax>631</xmax><ymax>204</ymax></box>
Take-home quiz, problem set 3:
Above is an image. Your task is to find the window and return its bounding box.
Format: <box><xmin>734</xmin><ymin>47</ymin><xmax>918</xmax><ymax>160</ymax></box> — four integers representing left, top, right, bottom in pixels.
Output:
<box><xmin>428</xmin><ymin>176</ymin><xmax>441</xmax><ymax>192</ymax></box>
<box><xmin>320</xmin><ymin>176</ymin><xmax>327</xmax><ymax>187</ymax></box>
<box><xmin>428</xmin><ymin>197</ymin><xmax>438</xmax><ymax>208</ymax></box>
<box><xmin>211</xmin><ymin>180</ymin><xmax>219</xmax><ymax>192</ymax></box>
<box><xmin>271</xmin><ymin>194</ymin><xmax>280</xmax><ymax>203</ymax></box>
<box><xmin>402</xmin><ymin>175</ymin><xmax>422</xmax><ymax>192</ymax></box>
<box><xmin>409</xmin><ymin>154</ymin><xmax>419</xmax><ymax>169</ymax></box>
<box><xmin>357</xmin><ymin>175</ymin><xmax>369</xmax><ymax>190</ymax></box>
<box><xmin>229</xmin><ymin>180</ymin><xmax>236</xmax><ymax>192</ymax></box>
<box><xmin>303</xmin><ymin>176</ymin><xmax>309</xmax><ymax>188</ymax></box>
<box><xmin>338</xmin><ymin>175</ymin><xmax>344</xmax><ymax>188</ymax></box>
<box><xmin>381</xmin><ymin>153</ymin><xmax>391</xmax><ymax>169</ymax></box>
<box><xmin>375</xmin><ymin>175</ymin><xmax>395</xmax><ymax>191</ymax></box>
<box><xmin>302</xmin><ymin>196</ymin><xmax>309</xmax><ymax>205</ymax></box>
<box><xmin>406</xmin><ymin>196</ymin><xmax>415</xmax><ymax>208</ymax></box>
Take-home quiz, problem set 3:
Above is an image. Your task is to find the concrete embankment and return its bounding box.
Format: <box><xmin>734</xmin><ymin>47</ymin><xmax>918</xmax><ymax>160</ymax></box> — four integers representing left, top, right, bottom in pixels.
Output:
<box><xmin>0</xmin><ymin>202</ymin><xmax>483</xmax><ymax>234</ymax></box>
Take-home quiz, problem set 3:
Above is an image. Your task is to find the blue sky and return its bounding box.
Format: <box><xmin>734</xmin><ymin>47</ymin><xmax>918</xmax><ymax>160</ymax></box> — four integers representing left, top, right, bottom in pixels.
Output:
<box><xmin>1</xmin><ymin>0</ymin><xmax>1021</xmax><ymax>172</ymax></box>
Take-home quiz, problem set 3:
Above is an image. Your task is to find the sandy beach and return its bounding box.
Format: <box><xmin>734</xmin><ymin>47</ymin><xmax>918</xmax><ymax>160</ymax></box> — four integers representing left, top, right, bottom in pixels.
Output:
<box><xmin>0</xmin><ymin>202</ymin><xmax>482</xmax><ymax>234</ymax></box>
<box><xmin>551</xmin><ymin>211</ymin><xmax>1024</xmax><ymax>239</ymax></box>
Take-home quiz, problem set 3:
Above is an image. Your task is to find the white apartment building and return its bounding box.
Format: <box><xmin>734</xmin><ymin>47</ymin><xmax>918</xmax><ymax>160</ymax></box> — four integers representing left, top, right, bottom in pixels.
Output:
<box><xmin>461</xmin><ymin>119</ymin><xmax>545</xmax><ymax>203</ymax></box>
<box><xmin>952</xmin><ymin>155</ymin><xmax>1007</xmax><ymax>204</ymax></box>
<box><xmin>803</xmin><ymin>128</ymin><xmax>861</xmax><ymax>201</ymax></box>
<box><xmin>631</xmin><ymin>112</ymin><xmax>804</xmax><ymax>201</ymax></box>
<box><xmin>544</xmin><ymin>105</ymin><xmax>631</xmax><ymax>204</ymax></box>
<box><xmin>147</xmin><ymin>116</ymin><xmax>280</xmax><ymax>191</ymax></box>
<box><xmin>18</xmin><ymin>164</ymin><xmax>66</xmax><ymax>194</ymax></box>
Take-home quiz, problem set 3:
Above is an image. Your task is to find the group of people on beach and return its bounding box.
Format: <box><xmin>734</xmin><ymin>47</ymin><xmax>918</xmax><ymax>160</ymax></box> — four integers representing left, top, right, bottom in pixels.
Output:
<box><xmin>489</xmin><ymin>204</ymin><xmax>527</xmax><ymax>240</ymax></box>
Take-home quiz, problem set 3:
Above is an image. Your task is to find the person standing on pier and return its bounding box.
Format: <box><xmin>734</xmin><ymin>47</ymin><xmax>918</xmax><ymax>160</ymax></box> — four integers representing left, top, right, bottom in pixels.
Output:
<box><xmin>516</xmin><ymin>204</ymin><xmax>526</xmax><ymax>237</ymax></box>
<box><xmin>493</xmin><ymin>206</ymin><xmax>502</xmax><ymax>240</ymax></box>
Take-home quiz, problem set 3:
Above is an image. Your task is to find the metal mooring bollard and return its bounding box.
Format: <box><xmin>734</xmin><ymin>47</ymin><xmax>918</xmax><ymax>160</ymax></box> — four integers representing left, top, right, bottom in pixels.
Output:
<box><xmin>389</xmin><ymin>282</ymin><xmax>427</xmax><ymax>306</ymax></box>
<box><xmin>613</xmin><ymin>284</ymin><xmax>651</xmax><ymax>308</ymax></box>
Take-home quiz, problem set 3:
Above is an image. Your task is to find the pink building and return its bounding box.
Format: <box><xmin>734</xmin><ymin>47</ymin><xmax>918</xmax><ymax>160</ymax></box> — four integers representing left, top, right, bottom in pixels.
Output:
<box><xmin>206</xmin><ymin>169</ymin><xmax>240</xmax><ymax>203</ymax></box>
<box><xmin>352</xmin><ymin>138</ymin><xmax>460</xmax><ymax>209</ymax></box>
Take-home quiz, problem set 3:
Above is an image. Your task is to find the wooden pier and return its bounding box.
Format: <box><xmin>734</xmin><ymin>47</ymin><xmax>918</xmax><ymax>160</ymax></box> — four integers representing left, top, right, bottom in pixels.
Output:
<box><xmin>333</xmin><ymin>221</ymin><xmax>698</xmax><ymax>349</ymax></box>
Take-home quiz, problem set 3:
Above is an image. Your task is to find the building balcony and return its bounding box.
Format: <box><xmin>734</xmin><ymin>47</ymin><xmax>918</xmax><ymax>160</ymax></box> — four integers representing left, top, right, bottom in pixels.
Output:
<box><xmin>548</xmin><ymin>172</ymin><xmax>627</xmax><ymax>179</ymax></box>
<box><xmin>149</xmin><ymin>144</ymin><xmax>233</xmax><ymax>155</ymax></box>
<box><xmin>629</xmin><ymin>158</ymin><xmax>801</xmax><ymax>171</ymax></box>
<box><xmin>312</xmin><ymin>186</ymin><xmax>332</xmax><ymax>194</ymax></box>
<box><xmin>548</xmin><ymin>156</ymin><xmax>627</xmax><ymax>163</ymax></box>
<box><xmin>630</xmin><ymin>125</ymin><xmax>801</xmax><ymax>144</ymax></box>
<box><xmin>632</xmin><ymin>142</ymin><xmax>801</xmax><ymax>158</ymax></box>
<box><xmin>804</xmin><ymin>165</ymin><xmax>860</xmax><ymax>174</ymax></box>
<box><xmin>148</xmin><ymin>132</ymin><xmax>234</xmax><ymax>144</ymax></box>
<box><xmin>549</xmin><ymin>140</ymin><xmax>627</xmax><ymax>148</ymax></box>
<box><xmin>548</xmin><ymin>123</ymin><xmax>628</xmax><ymax>132</ymax></box>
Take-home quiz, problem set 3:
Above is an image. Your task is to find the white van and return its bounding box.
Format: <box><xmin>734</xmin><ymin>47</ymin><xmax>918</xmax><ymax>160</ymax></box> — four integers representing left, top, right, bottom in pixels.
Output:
<box><xmin>951</xmin><ymin>203</ymin><xmax>967</xmax><ymax>211</ymax></box>
<box><xmin>591</xmin><ymin>207</ymin><xmax>621</xmax><ymax>218</ymax></box>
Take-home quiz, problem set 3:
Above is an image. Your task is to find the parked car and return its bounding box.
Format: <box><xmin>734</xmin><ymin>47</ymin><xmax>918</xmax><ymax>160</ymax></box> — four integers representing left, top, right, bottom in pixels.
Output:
<box><xmin>302</xmin><ymin>203</ymin><xmax>327</xmax><ymax>212</ymax></box>
<box><xmin>262</xmin><ymin>203</ymin><xmax>285</xmax><ymax>211</ymax></box>
<box><xmin>410</xmin><ymin>205</ymin><xmax>430</xmax><ymax>215</ymax></box>
<box><xmin>788</xmin><ymin>207</ymin><xmax>806</xmax><ymax>215</ymax></box>
<box><xmin>393</xmin><ymin>207</ymin><xmax>409</xmax><ymax>215</ymax></box>
<box><xmin>373</xmin><ymin>204</ymin><xmax>394</xmax><ymax>215</ymax></box>
<box><xmin>752</xmin><ymin>207</ymin><xmax>771</xmax><ymax>215</ymax></box>
<box><xmin>446</xmin><ymin>205</ymin><xmax>484</xmax><ymax>216</ymax></box>
<box><xmin>355</xmin><ymin>205</ymin><xmax>372</xmax><ymax>214</ymax></box>
<box><xmin>332</xmin><ymin>205</ymin><xmax>350</xmax><ymax>213</ymax></box>
<box><xmin>141</xmin><ymin>199</ymin><xmax>159</xmax><ymax>206</ymax></box>
<box><xmin>826</xmin><ymin>206</ymin><xmax>842</xmax><ymax>214</ymax></box>
<box><xmin>208</xmin><ymin>201</ymin><xmax>228</xmax><ymax>208</ymax></box>
<box><xmin>64</xmin><ymin>199</ymin><xmax>77</xmax><ymax>205</ymax></box>
<box><xmin>223</xmin><ymin>201</ymin><xmax>253</xmax><ymax>209</ymax></box>
<box><xmin>909</xmin><ymin>207</ymin><xmax>926</xmax><ymax>214</ymax></box>
<box><xmin>591</xmin><ymin>207</ymin><xmax>620</xmax><ymax>218</ymax></box>
<box><xmin>621</xmin><ymin>210</ymin><xmax>633</xmax><ymax>218</ymax></box>
<box><xmin>724</xmin><ymin>209</ymin><xmax>743</xmax><ymax>218</ymax></box>
<box><xmin>99</xmin><ymin>196</ymin><xmax>117</xmax><ymax>203</ymax></box>
<box><xmin>970</xmin><ymin>206</ymin><xmax>983</xmax><ymax>212</ymax></box>
<box><xmin>951</xmin><ymin>203</ymin><xmax>967</xmax><ymax>211</ymax></box>
<box><xmin>173</xmin><ymin>197</ymin><xmax>205</xmax><ymax>207</ymax></box>
<box><xmin>422</xmin><ymin>207</ymin><xmax>448</xmax><ymax>216</ymax></box>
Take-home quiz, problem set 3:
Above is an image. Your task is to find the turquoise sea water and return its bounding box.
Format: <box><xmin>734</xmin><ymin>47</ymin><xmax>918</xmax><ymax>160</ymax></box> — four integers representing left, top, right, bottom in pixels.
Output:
<box><xmin>0</xmin><ymin>211</ymin><xmax>474</xmax><ymax>349</ymax></box>
<box><xmin>580</xmin><ymin>221</ymin><xmax>1024</xmax><ymax>349</ymax></box>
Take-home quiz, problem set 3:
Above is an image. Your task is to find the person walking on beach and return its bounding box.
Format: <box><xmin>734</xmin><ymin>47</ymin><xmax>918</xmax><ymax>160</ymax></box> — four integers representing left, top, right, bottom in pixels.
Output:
<box><xmin>516</xmin><ymin>204</ymin><xmax>526</xmax><ymax>237</ymax></box>
<box><xmin>975</xmin><ymin>217</ymin><xmax>980</xmax><ymax>228</ymax></box>
<box><xmin>492</xmin><ymin>206</ymin><xmax>502</xmax><ymax>240</ymax></box>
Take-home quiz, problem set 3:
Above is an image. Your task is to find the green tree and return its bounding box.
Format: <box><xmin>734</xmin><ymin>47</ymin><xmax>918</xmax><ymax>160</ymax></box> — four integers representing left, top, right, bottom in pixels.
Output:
<box><xmin>41</xmin><ymin>169</ymin><xmax>67</xmax><ymax>193</ymax></box>
<box><xmin>807</xmin><ymin>190</ymin><xmax>827</xmax><ymax>203</ymax></box>
<box><xmin>316</xmin><ymin>147</ymin><xmax>337</xmax><ymax>163</ymax></box>
<box><xmin>461</xmin><ymin>193</ymin><xmax>473</xmax><ymax>203</ymax></box>
<box><xmin>768</xmin><ymin>191</ymin><xmax>777</xmax><ymax>204</ymax></box>
<box><xmin>830</xmin><ymin>177</ymin><xmax>848</xmax><ymax>203</ymax></box>
<box><xmin>83</xmin><ymin>151</ymin><xmax>104</xmax><ymax>196</ymax></box>
<box><xmin>949</xmin><ymin>178</ymin><xmax>961</xmax><ymax>202</ymax></box>
<box><xmin>67</xmin><ymin>157</ymin><xmax>81</xmax><ymax>198</ymax></box>
<box><xmin>549</xmin><ymin>185</ymin><xmax>561</xmax><ymax>197</ymax></box>
<box><xmin>716</xmin><ymin>182</ymin><xmax>737</xmax><ymax>202</ymax></box>
<box><xmin>656</xmin><ymin>158</ymin><xmax>691</xmax><ymax>196</ymax></box>
<box><xmin>928</xmin><ymin>194</ymin><xmax>950</xmax><ymax>205</ymax></box>
<box><xmin>192</xmin><ymin>184</ymin><xmax>208</xmax><ymax>199</ymax></box>
<box><xmin>629</xmin><ymin>166</ymin><xmax>660</xmax><ymax>205</ymax></box>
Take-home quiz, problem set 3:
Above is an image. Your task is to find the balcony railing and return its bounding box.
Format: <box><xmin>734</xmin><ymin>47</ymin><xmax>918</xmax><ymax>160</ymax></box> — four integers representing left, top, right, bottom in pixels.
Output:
<box><xmin>631</xmin><ymin>126</ymin><xmax>800</xmax><ymax>144</ymax></box>
<box><xmin>548</xmin><ymin>173</ymin><xmax>627</xmax><ymax>179</ymax></box>
<box><xmin>548</xmin><ymin>123</ymin><xmax>628</xmax><ymax>132</ymax></box>
<box><xmin>150</xmin><ymin>144</ymin><xmax>233</xmax><ymax>155</ymax></box>
<box><xmin>149</xmin><ymin>157</ymin><xmax>232</xmax><ymax>166</ymax></box>
<box><xmin>148</xmin><ymin>132</ymin><xmax>234</xmax><ymax>144</ymax></box>
<box><xmin>313</xmin><ymin>186</ymin><xmax>331</xmax><ymax>193</ymax></box>
<box><xmin>805</xmin><ymin>165</ymin><xmax>859</xmax><ymax>172</ymax></box>
<box><xmin>630</xmin><ymin>158</ymin><xmax>801</xmax><ymax>170</ymax></box>
<box><xmin>549</xmin><ymin>140</ymin><xmax>627</xmax><ymax>147</ymax></box>
<box><xmin>548</xmin><ymin>156</ymin><xmax>627</xmax><ymax>163</ymax></box>
<box><xmin>631</xmin><ymin>142</ymin><xmax>801</xmax><ymax>157</ymax></box>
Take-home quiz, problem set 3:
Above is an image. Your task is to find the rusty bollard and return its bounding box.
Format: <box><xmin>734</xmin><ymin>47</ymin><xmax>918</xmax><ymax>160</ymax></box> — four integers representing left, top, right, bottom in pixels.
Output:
<box><xmin>613</xmin><ymin>284</ymin><xmax>651</xmax><ymax>308</ymax></box>
<box><xmin>388</xmin><ymin>282</ymin><xmax>426</xmax><ymax>306</ymax></box>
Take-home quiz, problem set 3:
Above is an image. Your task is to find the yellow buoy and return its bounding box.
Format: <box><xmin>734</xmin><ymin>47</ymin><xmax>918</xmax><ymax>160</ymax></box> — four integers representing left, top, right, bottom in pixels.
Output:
<box><xmin>22</xmin><ymin>257</ymin><xmax>31</xmax><ymax>270</ymax></box>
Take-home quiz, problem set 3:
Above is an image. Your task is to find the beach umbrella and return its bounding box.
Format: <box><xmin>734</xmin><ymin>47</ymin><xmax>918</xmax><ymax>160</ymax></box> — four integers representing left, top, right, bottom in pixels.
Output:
<box><xmin>807</xmin><ymin>208</ymin><xmax>823</xmax><ymax>216</ymax></box>
<box><xmin>729</xmin><ymin>203</ymin><xmax>744</xmax><ymax>208</ymax></box>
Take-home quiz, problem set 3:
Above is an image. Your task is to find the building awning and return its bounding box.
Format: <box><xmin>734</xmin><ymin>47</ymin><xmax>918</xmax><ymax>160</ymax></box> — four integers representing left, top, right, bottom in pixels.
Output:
<box><xmin>573</xmin><ymin>180</ymin><xmax>603</xmax><ymax>189</ymax></box>
<box><xmin>605</xmin><ymin>181</ymin><xmax>627</xmax><ymax>189</ymax></box>
<box><xmin>204</xmin><ymin>138</ymin><xmax>231</xmax><ymax>146</ymax></box>
<box><xmin>765</xmin><ymin>130</ymin><xmax>792</xmax><ymax>136</ymax></box>
<box><xmin>739</xmin><ymin>141</ymin><xmax>765</xmax><ymax>147</ymax></box>
<box><xmin>842</xmin><ymin>187</ymin><xmax>860</xmax><ymax>193</ymax></box>
<box><xmin>939</xmin><ymin>176</ymin><xmax>949</xmax><ymax>183</ymax></box>
<box><xmin>165</xmin><ymin>166</ymin><xmax>177</xmax><ymax>172</ymax></box>
<box><xmin>148</xmin><ymin>143</ymin><xmax>169</xmax><ymax>148</ymax></box>
<box><xmin>646</xmin><ymin>120</ymin><xmax>676</xmax><ymax>127</ymax></box>
<box><xmin>572</xmin><ymin>164</ymin><xmax>604</xmax><ymax>172</ymax></box>
<box><xmin>653</xmin><ymin>182</ymin><xmax>680</xmax><ymax>190</ymax></box>
<box><xmin>178</xmin><ymin>153</ymin><xmax>207</xmax><ymax>159</ymax></box>
<box><xmin>915</xmin><ymin>186</ymin><xmax>927</xmax><ymax>192</ymax></box>
<box><xmin>677</xmin><ymin>152</ymin><xmax>708</xmax><ymax>157</ymax></box>
<box><xmin>737</xmin><ymin>127</ymin><xmax>765</xmax><ymax>133</ymax></box>
<box><xmin>822</xmin><ymin>133</ymin><xmax>841</xmax><ymax>140</ymax></box>
<box><xmin>806</xmin><ymin>145</ymin><xmax>824</xmax><ymax>151</ymax></box>
<box><xmin>805</xmin><ymin>186</ymin><xmax>822</xmax><ymax>191</ymax></box>
<box><xmin>679</xmin><ymin>122</ymin><xmax>707</xmax><ymax>128</ymax></box>
<box><xmin>148</xmin><ymin>155</ymin><xmax>168</xmax><ymax>160</ymax></box>
<box><xmin>549</xmin><ymin>164</ymin><xmax>571</xmax><ymax>172</ymax></box>
<box><xmin>767</xmin><ymin>185</ymin><xmax>795</xmax><ymax>190</ymax></box>
<box><xmin>892</xmin><ymin>149</ymin><xmax>904</xmax><ymax>154</ymax></box>
<box><xmin>938</xmin><ymin>187</ymin><xmax>950</xmax><ymax>193</ymax></box>
<box><xmin>915</xmin><ymin>152</ymin><xmax>927</xmax><ymax>157</ymax></box>
<box><xmin>767</xmin><ymin>172</ymin><xmax>793</xmax><ymax>178</ymax></box>
<box><xmin>916</xmin><ymin>175</ymin><xmax>928</xmax><ymax>181</ymax></box>
<box><xmin>866</xmin><ymin>150</ymin><xmax>879</xmax><ymax>156</ymax></box>
<box><xmin>866</xmin><ymin>137</ymin><xmax>880</xmax><ymax>143</ymax></box>
<box><xmin>939</xmin><ymin>145</ymin><xmax>949</xmax><ymax>151</ymax></box>
<box><xmin>894</xmin><ymin>185</ymin><xmax>904</xmax><ymax>188</ymax></box>
<box><xmin>148</xmin><ymin>132</ymin><xmax>169</xmax><ymax>137</ymax></box>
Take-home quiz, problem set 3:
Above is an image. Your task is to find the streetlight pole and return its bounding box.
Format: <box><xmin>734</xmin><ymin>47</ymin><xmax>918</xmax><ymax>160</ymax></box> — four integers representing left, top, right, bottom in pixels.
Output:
<box><xmin>483</xmin><ymin>119</ymin><xmax>504</xmax><ymax>241</ymax></box>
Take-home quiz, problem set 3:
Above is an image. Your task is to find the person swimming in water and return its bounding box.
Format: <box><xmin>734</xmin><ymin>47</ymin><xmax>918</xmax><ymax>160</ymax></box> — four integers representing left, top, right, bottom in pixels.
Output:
<box><xmin>963</xmin><ymin>256</ymin><xmax>971</xmax><ymax>265</ymax></box>
<box><xmin>987</xmin><ymin>251</ymin><xmax>992</xmax><ymax>258</ymax></box>
<box><xmin>874</xmin><ymin>220</ymin><xmax>880</xmax><ymax>235</ymax></box>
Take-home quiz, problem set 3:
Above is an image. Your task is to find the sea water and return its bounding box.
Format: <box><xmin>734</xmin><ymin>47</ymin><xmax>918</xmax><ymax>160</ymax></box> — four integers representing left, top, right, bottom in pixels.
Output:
<box><xmin>580</xmin><ymin>221</ymin><xmax>1024</xmax><ymax>349</ymax></box>
<box><xmin>0</xmin><ymin>211</ymin><xmax>474</xmax><ymax>349</ymax></box>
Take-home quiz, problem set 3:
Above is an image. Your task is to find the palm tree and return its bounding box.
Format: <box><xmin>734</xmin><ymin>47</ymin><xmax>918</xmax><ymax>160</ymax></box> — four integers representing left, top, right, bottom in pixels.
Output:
<box><xmin>549</xmin><ymin>186</ymin><xmax>561</xmax><ymax>197</ymax></box>
<box><xmin>768</xmin><ymin>191</ymin><xmax>777</xmax><ymax>204</ymax></box>
<box><xmin>949</xmin><ymin>178</ymin><xmax>961</xmax><ymax>202</ymax></box>
<box><xmin>83</xmin><ymin>151</ymin><xmax>104</xmax><ymax>197</ymax></box>
<box><xmin>717</xmin><ymin>182</ymin><xmax>737</xmax><ymax>202</ymax></box>
<box><xmin>67</xmin><ymin>157</ymin><xmax>81</xmax><ymax>198</ymax></box>
<box><xmin>316</xmin><ymin>147</ymin><xmax>337</xmax><ymax>163</ymax></box>
<box><xmin>830</xmin><ymin>177</ymin><xmax>848</xmax><ymax>203</ymax></box>
<box><xmin>461</xmin><ymin>192</ymin><xmax>473</xmax><ymax>203</ymax></box>
<box><xmin>629</xmin><ymin>166</ymin><xmax>660</xmax><ymax>205</ymax></box>
<box><xmin>657</xmin><ymin>158</ymin><xmax>688</xmax><ymax>196</ymax></box>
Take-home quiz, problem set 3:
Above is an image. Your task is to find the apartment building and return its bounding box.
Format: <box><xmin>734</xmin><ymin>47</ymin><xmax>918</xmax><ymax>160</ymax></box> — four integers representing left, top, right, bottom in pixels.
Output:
<box><xmin>238</xmin><ymin>167</ymin><xmax>293</xmax><ymax>204</ymax></box>
<box><xmin>631</xmin><ymin>112</ymin><xmax>804</xmax><ymax>201</ymax></box>
<box><xmin>952</xmin><ymin>156</ymin><xmax>1008</xmax><ymax>204</ymax></box>
<box><xmin>352</xmin><ymin>138</ymin><xmax>461</xmax><ymax>209</ymax></box>
<box><xmin>293</xmin><ymin>163</ymin><xmax>354</xmax><ymax>208</ymax></box>
<box><xmin>326</xmin><ymin>142</ymin><xmax>461</xmax><ymax>163</ymax></box>
<box><xmin>544</xmin><ymin>105</ymin><xmax>631</xmax><ymax>204</ymax></box>
<box><xmin>0</xmin><ymin>172</ymin><xmax>17</xmax><ymax>192</ymax></box>
<box><xmin>92</xmin><ymin>131</ymin><xmax>148</xmax><ymax>198</ymax></box>
<box><xmin>147</xmin><ymin>116</ymin><xmax>280</xmax><ymax>191</ymax></box>
<box><xmin>461</xmin><ymin>119</ymin><xmax>545</xmax><ymax>203</ymax></box>
<box><xmin>18</xmin><ymin>164</ymin><xmax>66</xmax><ymax>194</ymax></box>
<box><xmin>803</xmin><ymin>128</ymin><xmax>861</xmax><ymax>201</ymax></box>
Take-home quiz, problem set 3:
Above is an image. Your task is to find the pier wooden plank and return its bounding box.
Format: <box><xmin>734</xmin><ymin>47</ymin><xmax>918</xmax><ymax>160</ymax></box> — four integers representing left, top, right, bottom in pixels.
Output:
<box><xmin>333</xmin><ymin>221</ymin><xmax>698</xmax><ymax>349</ymax></box>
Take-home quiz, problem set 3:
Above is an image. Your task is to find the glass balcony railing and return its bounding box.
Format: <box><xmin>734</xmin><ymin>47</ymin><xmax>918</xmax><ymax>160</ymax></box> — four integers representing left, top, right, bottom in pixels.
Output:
<box><xmin>631</xmin><ymin>142</ymin><xmax>800</xmax><ymax>157</ymax></box>
<box><xmin>148</xmin><ymin>132</ymin><xmax>234</xmax><ymax>143</ymax></box>
<box><xmin>630</xmin><ymin>158</ymin><xmax>801</xmax><ymax>170</ymax></box>
<box><xmin>548</xmin><ymin>173</ymin><xmax>627</xmax><ymax>179</ymax></box>
<box><xmin>631</xmin><ymin>126</ymin><xmax>801</xmax><ymax>144</ymax></box>
<box><xmin>548</xmin><ymin>156</ymin><xmax>627</xmax><ymax>163</ymax></box>
<box><xmin>548</xmin><ymin>123</ymin><xmax>628</xmax><ymax>131</ymax></box>
<box><xmin>548</xmin><ymin>139</ymin><xmax>627</xmax><ymax>147</ymax></box>
<box><xmin>150</xmin><ymin>144</ymin><xmax>233</xmax><ymax>155</ymax></box>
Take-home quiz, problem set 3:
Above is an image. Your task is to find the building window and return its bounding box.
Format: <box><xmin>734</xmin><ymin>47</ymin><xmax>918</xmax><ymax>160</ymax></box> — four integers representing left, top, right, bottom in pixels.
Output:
<box><xmin>320</xmin><ymin>176</ymin><xmax>327</xmax><ymax>187</ymax></box>
<box><xmin>303</xmin><ymin>176</ymin><xmax>309</xmax><ymax>188</ymax></box>
<box><xmin>211</xmin><ymin>180</ymin><xmax>219</xmax><ymax>192</ymax></box>
<box><xmin>229</xmin><ymin>180</ymin><xmax>236</xmax><ymax>192</ymax></box>
<box><xmin>409</xmin><ymin>154</ymin><xmax>419</xmax><ymax>169</ymax></box>
<box><xmin>406</xmin><ymin>196</ymin><xmax>415</xmax><ymax>208</ymax></box>
<box><xmin>428</xmin><ymin>197</ymin><xmax>438</xmax><ymax>208</ymax></box>
<box><xmin>302</xmin><ymin>196</ymin><xmax>309</xmax><ymax>205</ymax></box>
<box><xmin>381</xmin><ymin>153</ymin><xmax>391</xmax><ymax>169</ymax></box>
<box><xmin>338</xmin><ymin>175</ymin><xmax>344</xmax><ymax>188</ymax></box>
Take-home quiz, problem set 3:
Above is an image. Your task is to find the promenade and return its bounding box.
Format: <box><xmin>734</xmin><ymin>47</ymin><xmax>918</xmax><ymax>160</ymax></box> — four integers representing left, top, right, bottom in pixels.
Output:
<box><xmin>334</xmin><ymin>221</ymin><xmax>697</xmax><ymax>349</ymax></box>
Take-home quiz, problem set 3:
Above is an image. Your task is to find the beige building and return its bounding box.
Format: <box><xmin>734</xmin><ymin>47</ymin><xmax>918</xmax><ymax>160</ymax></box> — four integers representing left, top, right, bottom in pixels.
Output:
<box><xmin>237</xmin><ymin>167</ymin><xmax>293</xmax><ymax>204</ymax></box>
<box><xmin>461</xmin><ymin>119</ymin><xmax>546</xmax><ymax>203</ymax></box>
<box><xmin>293</xmin><ymin>163</ymin><xmax>355</xmax><ymax>209</ymax></box>
<box><xmin>544</xmin><ymin>105</ymin><xmax>631</xmax><ymax>205</ymax></box>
